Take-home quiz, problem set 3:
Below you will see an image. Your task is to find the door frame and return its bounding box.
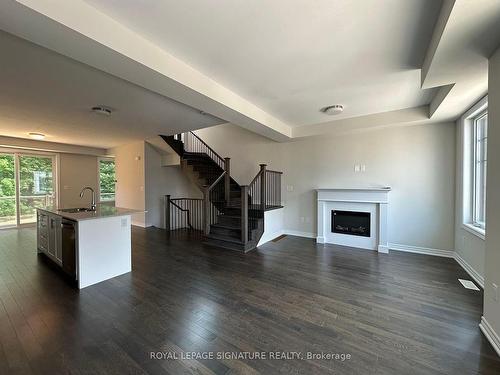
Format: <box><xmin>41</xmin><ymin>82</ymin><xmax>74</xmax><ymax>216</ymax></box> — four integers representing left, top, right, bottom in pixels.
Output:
<box><xmin>0</xmin><ymin>148</ymin><xmax>58</xmax><ymax>228</ymax></box>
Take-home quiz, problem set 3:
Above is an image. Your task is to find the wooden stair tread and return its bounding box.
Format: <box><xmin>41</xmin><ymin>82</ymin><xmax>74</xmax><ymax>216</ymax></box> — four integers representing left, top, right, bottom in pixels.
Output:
<box><xmin>205</xmin><ymin>233</ymin><xmax>245</xmax><ymax>244</ymax></box>
<box><xmin>211</xmin><ymin>223</ymin><xmax>241</xmax><ymax>231</ymax></box>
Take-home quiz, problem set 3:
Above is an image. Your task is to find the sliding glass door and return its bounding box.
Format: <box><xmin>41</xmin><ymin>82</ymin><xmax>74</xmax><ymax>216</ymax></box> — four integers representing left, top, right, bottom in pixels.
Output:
<box><xmin>0</xmin><ymin>153</ymin><xmax>17</xmax><ymax>228</ymax></box>
<box><xmin>19</xmin><ymin>155</ymin><xmax>55</xmax><ymax>224</ymax></box>
<box><xmin>0</xmin><ymin>152</ymin><xmax>56</xmax><ymax>228</ymax></box>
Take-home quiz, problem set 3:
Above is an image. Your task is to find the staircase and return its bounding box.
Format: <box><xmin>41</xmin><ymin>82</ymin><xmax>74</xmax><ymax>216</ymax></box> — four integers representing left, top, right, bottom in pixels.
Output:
<box><xmin>161</xmin><ymin>132</ymin><xmax>282</xmax><ymax>252</ymax></box>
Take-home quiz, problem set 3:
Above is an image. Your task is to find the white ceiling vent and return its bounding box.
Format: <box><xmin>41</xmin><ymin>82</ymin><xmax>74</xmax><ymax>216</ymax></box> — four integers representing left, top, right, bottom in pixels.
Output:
<box><xmin>91</xmin><ymin>106</ymin><xmax>113</xmax><ymax>116</ymax></box>
<box><xmin>321</xmin><ymin>105</ymin><xmax>344</xmax><ymax>115</ymax></box>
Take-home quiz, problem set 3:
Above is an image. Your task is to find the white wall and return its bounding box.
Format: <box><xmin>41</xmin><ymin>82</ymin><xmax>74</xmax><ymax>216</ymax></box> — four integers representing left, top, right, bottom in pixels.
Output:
<box><xmin>196</xmin><ymin>124</ymin><xmax>286</xmax><ymax>185</ymax></box>
<box><xmin>58</xmin><ymin>153</ymin><xmax>98</xmax><ymax>208</ymax></box>
<box><xmin>258</xmin><ymin>208</ymin><xmax>285</xmax><ymax>246</ymax></box>
<box><xmin>197</xmin><ymin>122</ymin><xmax>456</xmax><ymax>251</ymax></box>
<box><xmin>482</xmin><ymin>46</ymin><xmax>500</xmax><ymax>353</ymax></box>
<box><xmin>112</xmin><ymin>141</ymin><xmax>146</xmax><ymax>226</ymax></box>
<box><xmin>144</xmin><ymin>142</ymin><xmax>201</xmax><ymax>228</ymax></box>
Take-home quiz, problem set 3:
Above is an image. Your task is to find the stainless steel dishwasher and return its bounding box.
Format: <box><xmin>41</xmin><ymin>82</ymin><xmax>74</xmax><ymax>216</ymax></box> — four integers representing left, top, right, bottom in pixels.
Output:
<box><xmin>61</xmin><ymin>219</ymin><xmax>77</xmax><ymax>279</ymax></box>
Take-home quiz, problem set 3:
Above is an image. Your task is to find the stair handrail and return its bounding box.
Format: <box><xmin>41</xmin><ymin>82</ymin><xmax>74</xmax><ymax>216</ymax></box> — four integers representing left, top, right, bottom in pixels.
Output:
<box><xmin>164</xmin><ymin>195</ymin><xmax>204</xmax><ymax>231</ymax></box>
<box><xmin>249</xmin><ymin>167</ymin><xmax>264</xmax><ymax>186</ymax></box>
<box><xmin>184</xmin><ymin>131</ymin><xmax>226</xmax><ymax>169</ymax></box>
<box><xmin>203</xmin><ymin>170</ymin><xmax>227</xmax><ymax>234</ymax></box>
<box><xmin>205</xmin><ymin>170</ymin><xmax>226</xmax><ymax>191</ymax></box>
<box><xmin>170</xmin><ymin>200</ymin><xmax>194</xmax><ymax>230</ymax></box>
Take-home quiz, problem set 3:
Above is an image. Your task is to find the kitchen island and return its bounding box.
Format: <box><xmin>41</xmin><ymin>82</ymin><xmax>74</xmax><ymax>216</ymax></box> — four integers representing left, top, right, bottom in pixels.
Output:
<box><xmin>37</xmin><ymin>205</ymin><xmax>140</xmax><ymax>289</ymax></box>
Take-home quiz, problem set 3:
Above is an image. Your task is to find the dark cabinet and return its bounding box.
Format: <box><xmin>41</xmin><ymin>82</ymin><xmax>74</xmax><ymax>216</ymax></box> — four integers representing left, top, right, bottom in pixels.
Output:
<box><xmin>37</xmin><ymin>210</ymin><xmax>76</xmax><ymax>280</ymax></box>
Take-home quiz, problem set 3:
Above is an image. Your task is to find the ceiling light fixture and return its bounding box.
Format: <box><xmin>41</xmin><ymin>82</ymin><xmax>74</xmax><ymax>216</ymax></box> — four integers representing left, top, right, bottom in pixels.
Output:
<box><xmin>28</xmin><ymin>132</ymin><xmax>45</xmax><ymax>140</ymax></box>
<box><xmin>91</xmin><ymin>106</ymin><xmax>113</xmax><ymax>116</ymax></box>
<box><xmin>321</xmin><ymin>105</ymin><xmax>344</xmax><ymax>115</ymax></box>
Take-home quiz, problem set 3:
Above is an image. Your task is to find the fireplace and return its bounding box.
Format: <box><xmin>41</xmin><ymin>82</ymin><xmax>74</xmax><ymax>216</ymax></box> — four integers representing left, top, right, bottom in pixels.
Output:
<box><xmin>317</xmin><ymin>188</ymin><xmax>390</xmax><ymax>252</ymax></box>
<box><xmin>332</xmin><ymin>210</ymin><xmax>370</xmax><ymax>237</ymax></box>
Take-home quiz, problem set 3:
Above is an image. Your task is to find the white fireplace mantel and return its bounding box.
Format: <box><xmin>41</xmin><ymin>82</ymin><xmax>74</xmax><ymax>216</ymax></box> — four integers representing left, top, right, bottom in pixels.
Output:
<box><xmin>316</xmin><ymin>187</ymin><xmax>391</xmax><ymax>253</ymax></box>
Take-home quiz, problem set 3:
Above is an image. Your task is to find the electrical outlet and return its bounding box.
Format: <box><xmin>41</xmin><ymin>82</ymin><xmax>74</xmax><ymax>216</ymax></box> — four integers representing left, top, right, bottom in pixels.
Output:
<box><xmin>493</xmin><ymin>283</ymin><xmax>499</xmax><ymax>302</ymax></box>
<box><xmin>286</xmin><ymin>185</ymin><xmax>294</xmax><ymax>192</ymax></box>
<box><xmin>361</xmin><ymin>164</ymin><xmax>366</xmax><ymax>172</ymax></box>
<box><xmin>354</xmin><ymin>164</ymin><xmax>361</xmax><ymax>172</ymax></box>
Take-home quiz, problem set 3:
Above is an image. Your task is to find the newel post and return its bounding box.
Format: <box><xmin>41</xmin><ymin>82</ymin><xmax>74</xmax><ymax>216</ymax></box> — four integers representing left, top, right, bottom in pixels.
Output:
<box><xmin>224</xmin><ymin>157</ymin><xmax>231</xmax><ymax>204</ymax></box>
<box><xmin>164</xmin><ymin>195</ymin><xmax>171</xmax><ymax>231</ymax></box>
<box><xmin>203</xmin><ymin>186</ymin><xmax>211</xmax><ymax>235</ymax></box>
<box><xmin>260</xmin><ymin>164</ymin><xmax>267</xmax><ymax>211</ymax></box>
<box><xmin>241</xmin><ymin>185</ymin><xmax>249</xmax><ymax>243</ymax></box>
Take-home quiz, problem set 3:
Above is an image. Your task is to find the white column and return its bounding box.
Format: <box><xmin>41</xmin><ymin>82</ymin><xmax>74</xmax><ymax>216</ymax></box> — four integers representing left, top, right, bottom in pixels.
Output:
<box><xmin>316</xmin><ymin>200</ymin><xmax>325</xmax><ymax>243</ymax></box>
<box><xmin>377</xmin><ymin>202</ymin><xmax>389</xmax><ymax>253</ymax></box>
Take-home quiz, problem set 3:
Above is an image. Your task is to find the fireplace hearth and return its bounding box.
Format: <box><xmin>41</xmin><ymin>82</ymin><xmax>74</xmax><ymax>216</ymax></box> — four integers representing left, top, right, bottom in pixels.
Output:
<box><xmin>332</xmin><ymin>210</ymin><xmax>370</xmax><ymax>237</ymax></box>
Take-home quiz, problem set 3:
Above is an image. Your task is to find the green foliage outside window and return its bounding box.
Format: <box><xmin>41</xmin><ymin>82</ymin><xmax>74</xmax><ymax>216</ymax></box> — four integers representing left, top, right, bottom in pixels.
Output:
<box><xmin>0</xmin><ymin>155</ymin><xmax>16</xmax><ymax>216</ymax></box>
<box><xmin>99</xmin><ymin>159</ymin><xmax>116</xmax><ymax>201</ymax></box>
<box><xmin>0</xmin><ymin>154</ymin><xmax>53</xmax><ymax>218</ymax></box>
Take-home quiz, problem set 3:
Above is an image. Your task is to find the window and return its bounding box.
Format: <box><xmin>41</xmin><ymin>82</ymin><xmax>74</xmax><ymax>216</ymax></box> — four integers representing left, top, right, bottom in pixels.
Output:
<box><xmin>460</xmin><ymin>96</ymin><xmax>487</xmax><ymax>239</ymax></box>
<box><xmin>472</xmin><ymin>110</ymin><xmax>487</xmax><ymax>229</ymax></box>
<box><xmin>98</xmin><ymin>158</ymin><xmax>116</xmax><ymax>202</ymax></box>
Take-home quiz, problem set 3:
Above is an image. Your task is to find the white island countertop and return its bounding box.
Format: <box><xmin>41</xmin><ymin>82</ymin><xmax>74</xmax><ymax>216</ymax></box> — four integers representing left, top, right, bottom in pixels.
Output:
<box><xmin>38</xmin><ymin>205</ymin><xmax>142</xmax><ymax>221</ymax></box>
<box><xmin>316</xmin><ymin>187</ymin><xmax>391</xmax><ymax>192</ymax></box>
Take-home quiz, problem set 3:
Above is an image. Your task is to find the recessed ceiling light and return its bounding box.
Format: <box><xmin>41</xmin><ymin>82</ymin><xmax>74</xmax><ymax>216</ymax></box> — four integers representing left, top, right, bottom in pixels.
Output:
<box><xmin>321</xmin><ymin>105</ymin><xmax>344</xmax><ymax>115</ymax></box>
<box><xmin>91</xmin><ymin>106</ymin><xmax>113</xmax><ymax>116</ymax></box>
<box><xmin>28</xmin><ymin>132</ymin><xmax>45</xmax><ymax>140</ymax></box>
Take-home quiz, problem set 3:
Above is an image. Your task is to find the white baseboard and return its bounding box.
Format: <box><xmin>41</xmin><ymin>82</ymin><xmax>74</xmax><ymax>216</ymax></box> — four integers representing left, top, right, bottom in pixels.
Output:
<box><xmin>283</xmin><ymin>230</ymin><xmax>316</xmax><ymax>238</ymax></box>
<box><xmin>480</xmin><ymin>316</ymin><xmax>500</xmax><ymax>357</ymax></box>
<box><xmin>131</xmin><ymin>221</ymin><xmax>146</xmax><ymax>228</ymax></box>
<box><xmin>454</xmin><ymin>252</ymin><xmax>484</xmax><ymax>288</ymax></box>
<box><xmin>388</xmin><ymin>243</ymin><xmax>454</xmax><ymax>258</ymax></box>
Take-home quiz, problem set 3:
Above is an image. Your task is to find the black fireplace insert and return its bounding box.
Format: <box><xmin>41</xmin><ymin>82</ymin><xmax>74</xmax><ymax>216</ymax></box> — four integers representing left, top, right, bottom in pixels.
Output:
<box><xmin>332</xmin><ymin>210</ymin><xmax>370</xmax><ymax>237</ymax></box>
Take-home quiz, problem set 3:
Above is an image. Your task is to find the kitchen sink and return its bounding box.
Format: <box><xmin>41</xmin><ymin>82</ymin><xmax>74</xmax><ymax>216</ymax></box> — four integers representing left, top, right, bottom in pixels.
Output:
<box><xmin>58</xmin><ymin>207</ymin><xmax>95</xmax><ymax>213</ymax></box>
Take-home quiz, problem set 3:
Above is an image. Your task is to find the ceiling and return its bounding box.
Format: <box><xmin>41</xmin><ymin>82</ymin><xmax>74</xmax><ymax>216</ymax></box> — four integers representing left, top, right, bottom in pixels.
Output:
<box><xmin>0</xmin><ymin>0</ymin><xmax>500</xmax><ymax>145</ymax></box>
<box><xmin>83</xmin><ymin>0</ymin><xmax>441</xmax><ymax>127</ymax></box>
<box><xmin>0</xmin><ymin>30</ymin><xmax>222</xmax><ymax>149</ymax></box>
<box><xmin>421</xmin><ymin>0</ymin><xmax>500</xmax><ymax>121</ymax></box>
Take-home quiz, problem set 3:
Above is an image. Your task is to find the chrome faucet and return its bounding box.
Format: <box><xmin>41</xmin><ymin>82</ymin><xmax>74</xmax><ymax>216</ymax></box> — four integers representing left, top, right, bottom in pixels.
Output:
<box><xmin>79</xmin><ymin>187</ymin><xmax>96</xmax><ymax>211</ymax></box>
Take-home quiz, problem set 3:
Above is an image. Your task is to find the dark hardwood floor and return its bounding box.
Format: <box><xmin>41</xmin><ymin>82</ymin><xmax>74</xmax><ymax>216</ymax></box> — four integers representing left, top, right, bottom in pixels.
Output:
<box><xmin>0</xmin><ymin>227</ymin><xmax>499</xmax><ymax>374</ymax></box>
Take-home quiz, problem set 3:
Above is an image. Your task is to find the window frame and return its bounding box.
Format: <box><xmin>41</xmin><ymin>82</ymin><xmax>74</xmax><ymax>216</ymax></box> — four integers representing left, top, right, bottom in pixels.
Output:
<box><xmin>459</xmin><ymin>96</ymin><xmax>488</xmax><ymax>240</ymax></box>
<box><xmin>97</xmin><ymin>157</ymin><xmax>116</xmax><ymax>204</ymax></box>
<box><xmin>472</xmin><ymin>110</ymin><xmax>487</xmax><ymax>229</ymax></box>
